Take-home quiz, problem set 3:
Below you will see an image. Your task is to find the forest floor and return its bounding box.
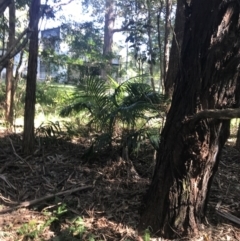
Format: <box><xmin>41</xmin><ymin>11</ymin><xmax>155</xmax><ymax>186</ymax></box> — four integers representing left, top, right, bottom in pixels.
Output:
<box><xmin>0</xmin><ymin>130</ymin><xmax>240</xmax><ymax>241</ymax></box>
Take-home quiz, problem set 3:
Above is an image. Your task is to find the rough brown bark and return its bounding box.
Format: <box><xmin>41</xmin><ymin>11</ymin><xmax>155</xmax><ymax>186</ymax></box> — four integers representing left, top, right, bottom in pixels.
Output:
<box><xmin>5</xmin><ymin>0</ymin><xmax>15</xmax><ymax>125</ymax></box>
<box><xmin>22</xmin><ymin>0</ymin><xmax>40</xmax><ymax>155</ymax></box>
<box><xmin>138</xmin><ymin>0</ymin><xmax>240</xmax><ymax>239</ymax></box>
<box><xmin>164</xmin><ymin>0</ymin><xmax>185</xmax><ymax>98</ymax></box>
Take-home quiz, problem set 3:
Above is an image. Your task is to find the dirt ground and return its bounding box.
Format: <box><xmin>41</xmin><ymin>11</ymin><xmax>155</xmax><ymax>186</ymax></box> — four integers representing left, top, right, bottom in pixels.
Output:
<box><xmin>0</xmin><ymin>130</ymin><xmax>240</xmax><ymax>241</ymax></box>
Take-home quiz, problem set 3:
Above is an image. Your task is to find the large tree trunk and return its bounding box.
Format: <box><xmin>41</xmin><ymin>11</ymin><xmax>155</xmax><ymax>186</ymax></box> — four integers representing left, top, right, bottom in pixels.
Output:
<box><xmin>103</xmin><ymin>0</ymin><xmax>114</xmax><ymax>56</ymax></box>
<box><xmin>164</xmin><ymin>0</ymin><xmax>185</xmax><ymax>98</ymax></box>
<box><xmin>5</xmin><ymin>0</ymin><xmax>15</xmax><ymax>125</ymax></box>
<box><xmin>138</xmin><ymin>0</ymin><xmax>240</xmax><ymax>239</ymax></box>
<box><xmin>22</xmin><ymin>0</ymin><xmax>40</xmax><ymax>155</ymax></box>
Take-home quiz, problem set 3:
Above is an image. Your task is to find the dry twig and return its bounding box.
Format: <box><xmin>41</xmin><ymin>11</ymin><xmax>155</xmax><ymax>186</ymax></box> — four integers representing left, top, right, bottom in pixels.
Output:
<box><xmin>0</xmin><ymin>185</ymin><xmax>93</xmax><ymax>215</ymax></box>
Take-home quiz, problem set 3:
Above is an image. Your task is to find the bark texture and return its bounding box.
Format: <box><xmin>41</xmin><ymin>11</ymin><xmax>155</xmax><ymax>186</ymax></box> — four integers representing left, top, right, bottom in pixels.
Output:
<box><xmin>103</xmin><ymin>0</ymin><xmax>115</xmax><ymax>56</ymax></box>
<box><xmin>22</xmin><ymin>0</ymin><xmax>40</xmax><ymax>155</ymax></box>
<box><xmin>164</xmin><ymin>0</ymin><xmax>185</xmax><ymax>98</ymax></box>
<box><xmin>139</xmin><ymin>0</ymin><xmax>240</xmax><ymax>238</ymax></box>
<box><xmin>101</xmin><ymin>0</ymin><xmax>115</xmax><ymax>79</ymax></box>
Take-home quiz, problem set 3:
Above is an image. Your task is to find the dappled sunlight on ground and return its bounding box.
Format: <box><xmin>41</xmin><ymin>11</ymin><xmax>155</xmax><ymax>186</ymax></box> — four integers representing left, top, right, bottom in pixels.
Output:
<box><xmin>0</xmin><ymin>130</ymin><xmax>240</xmax><ymax>240</ymax></box>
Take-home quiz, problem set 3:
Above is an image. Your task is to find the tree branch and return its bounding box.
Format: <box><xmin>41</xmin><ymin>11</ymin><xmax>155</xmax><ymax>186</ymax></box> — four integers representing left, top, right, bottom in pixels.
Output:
<box><xmin>0</xmin><ymin>0</ymin><xmax>75</xmax><ymax>71</ymax></box>
<box><xmin>186</xmin><ymin>108</ymin><xmax>240</xmax><ymax>125</ymax></box>
<box><xmin>0</xmin><ymin>28</ymin><xmax>30</xmax><ymax>71</ymax></box>
<box><xmin>112</xmin><ymin>20</ymin><xmax>135</xmax><ymax>34</ymax></box>
<box><xmin>0</xmin><ymin>185</ymin><xmax>93</xmax><ymax>214</ymax></box>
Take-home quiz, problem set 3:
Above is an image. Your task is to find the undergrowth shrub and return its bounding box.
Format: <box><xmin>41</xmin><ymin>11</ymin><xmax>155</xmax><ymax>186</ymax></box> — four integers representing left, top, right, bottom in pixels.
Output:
<box><xmin>60</xmin><ymin>76</ymin><xmax>169</xmax><ymax>156</ymax></box>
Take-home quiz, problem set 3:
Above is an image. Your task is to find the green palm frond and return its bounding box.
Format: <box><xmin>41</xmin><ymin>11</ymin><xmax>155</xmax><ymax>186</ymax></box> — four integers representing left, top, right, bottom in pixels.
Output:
<box><xmin>111</xmin><ymin>82</ymin><xmax>162</xmax><ymax>127</ymax></box>
<box><xmin>35</xmin><ymin>121</ymin><xmax>62</xmax><ymax>138</ymax></box>
<box><xmin>60</xmin><ymin>76</ymin><xmax>167</xmax><ymax>154</ymax></box>
<box><xmin>146</xmin><ymin>128</ymin><xmax>160</xmax><ymax>150</ymax></box>
<box><xmin>60</xmin><ymin>102</ymin><xmax>93</xmax><ymax>117</ymax></box>
<box><xmin>60</xmin><ymin>76</ymin><xmax>112</xmax><ymax>128</ymax></box>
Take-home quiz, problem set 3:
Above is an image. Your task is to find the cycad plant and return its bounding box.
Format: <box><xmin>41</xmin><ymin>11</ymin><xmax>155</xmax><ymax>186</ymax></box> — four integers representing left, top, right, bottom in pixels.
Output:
<box><xmin>60</xmin><ymin>76</ymin><xmax>168</xmax><ymax>156</ymax></box>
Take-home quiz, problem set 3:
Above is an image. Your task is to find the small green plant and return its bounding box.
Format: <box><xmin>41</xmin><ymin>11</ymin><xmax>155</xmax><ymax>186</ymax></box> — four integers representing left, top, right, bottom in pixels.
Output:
<box><xmin>143</xmin><ymin>228</ymin><xmax>151</xmax><ymax>241</ymax></box>
<box><xmin>17</xmin><ymin>203</ymin><xmax>68</xmax><ymax>240</ymax></box>
<box><xmin>17</xmin><ymin>219</ymin><xmax>51</xmax><ymax>239</ymax></box>
<box><xmin>53</xmin><ymin>203</ymin><xmax>68</xmax><ymax>216</ymax></box>
<box><xmin>69</xmin><ymin>217</ymin><xmax>86</xmax><ymax>238</ymax></box>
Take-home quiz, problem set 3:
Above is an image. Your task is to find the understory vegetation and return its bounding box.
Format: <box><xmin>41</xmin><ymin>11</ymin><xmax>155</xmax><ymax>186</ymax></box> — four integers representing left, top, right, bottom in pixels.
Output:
<box><xmin>0</xmin><ymin>77</ymin><xmax>169</xmax><ymax>240</ymax></box>
<box><xmin>1</xmin><ymin>0</ymin><xmax>240</xmax><ymax>238</ymax></box>
<box><xmin>0</xmin><ymin>78</ymin><xmax>239</xmax><ymax>241</ymax></box>
<box><xmin>0</xmin><ymin>77</ymin><xmax>168</xmax><ymax>158</ymax></box>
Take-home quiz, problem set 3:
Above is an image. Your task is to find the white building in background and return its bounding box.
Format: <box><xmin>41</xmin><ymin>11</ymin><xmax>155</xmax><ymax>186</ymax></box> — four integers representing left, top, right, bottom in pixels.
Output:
<box><xmin>0</xmin><ymin>27</ymin><xmax>68</xmax><ymax>82</ymax></box>
<box><xmin>39</xmin><ymin>27</ymin><xmax>121</xmax><ymax>83</ymax></box>
<box><xmin>1</xmin><ymin>27</ymin><xmax>121</xmax><ymax>83</ymax></box>
<box><xmin>38</xmin><ymin>27</ymin><xmax>68</xmax><ymax>82</ymax></box>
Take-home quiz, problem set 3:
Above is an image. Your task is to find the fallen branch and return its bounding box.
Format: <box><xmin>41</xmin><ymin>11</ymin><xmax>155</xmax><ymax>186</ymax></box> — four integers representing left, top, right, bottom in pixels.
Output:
<box><xmin>0</xmin><ymin>185</ymin><xmax>93</xmax><ymax>215</ymax></box>
<box><xmin>216</xmin><ymin>209</ymin><xmax>240</xmax><ymax>225</ymax></box>
<box><xmin>8</xmin><ymin>137</ymin><xmax>33</xmax><ymax>172</ymax></box>
<box><xmin>185</xmin><ymin>108</ymin><xmax>240</xmax><ymax>125</ymax></box>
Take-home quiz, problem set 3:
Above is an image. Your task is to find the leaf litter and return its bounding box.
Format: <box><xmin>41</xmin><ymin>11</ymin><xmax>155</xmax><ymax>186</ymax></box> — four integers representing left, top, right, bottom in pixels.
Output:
<box><xmin>0</xmin><ymin>131</ymin><xmax>239</xmax><ymax>241</ymax></box>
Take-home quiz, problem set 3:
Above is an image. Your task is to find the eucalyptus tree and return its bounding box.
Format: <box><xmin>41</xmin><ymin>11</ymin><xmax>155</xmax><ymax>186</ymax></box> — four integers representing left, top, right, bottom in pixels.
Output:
<box><xmin>138</xmin><ymin>0</ymin><xmax>240</xmax><ymax>239</ymax></box>
<box><xmin>82</xmin><ymin>0</ymin><xmax>140</xmax><ymax>78</ymax></box>
<box><xmin>5</xmin><ymin>0</ymin><xmax>15</xmax><ymax>125</ymax></box>
<box><xmin>164</xmin><ymin>0</ymin><xmax>184</xmax><ymax>98</ymax></box>
<box><xmin>22</xmin><ymin>0</ymin><xmax>40</xmax><ymax>155</ymax></box>
<box><xmin>22</xmin><ymin>0</ymin><xmax>78</xmax><ymax>154</ymax></box>
<box><xmin>1</xmin><ymin>0</ymin><xmax>29</xmax><ymax>125</ymax></box>
<box><xmin>0</xmin><ymin>0</ymin><xmax>31</xmax><ymax>72</ymax></box>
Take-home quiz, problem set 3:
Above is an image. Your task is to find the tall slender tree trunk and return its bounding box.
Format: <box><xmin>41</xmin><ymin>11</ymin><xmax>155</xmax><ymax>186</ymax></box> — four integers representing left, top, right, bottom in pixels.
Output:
<box><xmin>164</xmin><ymin>0</ymin><xmax>185</xmax><ymax>98</ymax></box>
<box><xmin>22</xmin><ymin>0</ymin><xmax>40</xmax><ymax>155</ymax></box>
<box><xmin>147</xmin><ymin>0</ymin><xmax>155</xmax><ymax>92</ymax></box>
<box><xmin>5</xmin><ymin>0</ymin><xmax>15</xmax><ymax>125</ymax></box>
<box><xmin>138</xmin><ymin>0</ymin><xmax>240</xmax><ymax>239</ymax></box>
<box><xmin>157</xmin><ymin>2</ymin><xmax>164</xmax><ymax>94</ymax></box>
<box><xmin>103</xmin><ymin>0</ymin><xmax>115</xmax><ymax>56</ymax></box>
<box><xmin>102</xmin><ymin>0</ymin><xmax>115</xmax><ymax>79</ymax></box>
<box><xmin>163</xmin><ymin>0</ymin><xmax>172</xmax><ymax>92</ymax></box>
